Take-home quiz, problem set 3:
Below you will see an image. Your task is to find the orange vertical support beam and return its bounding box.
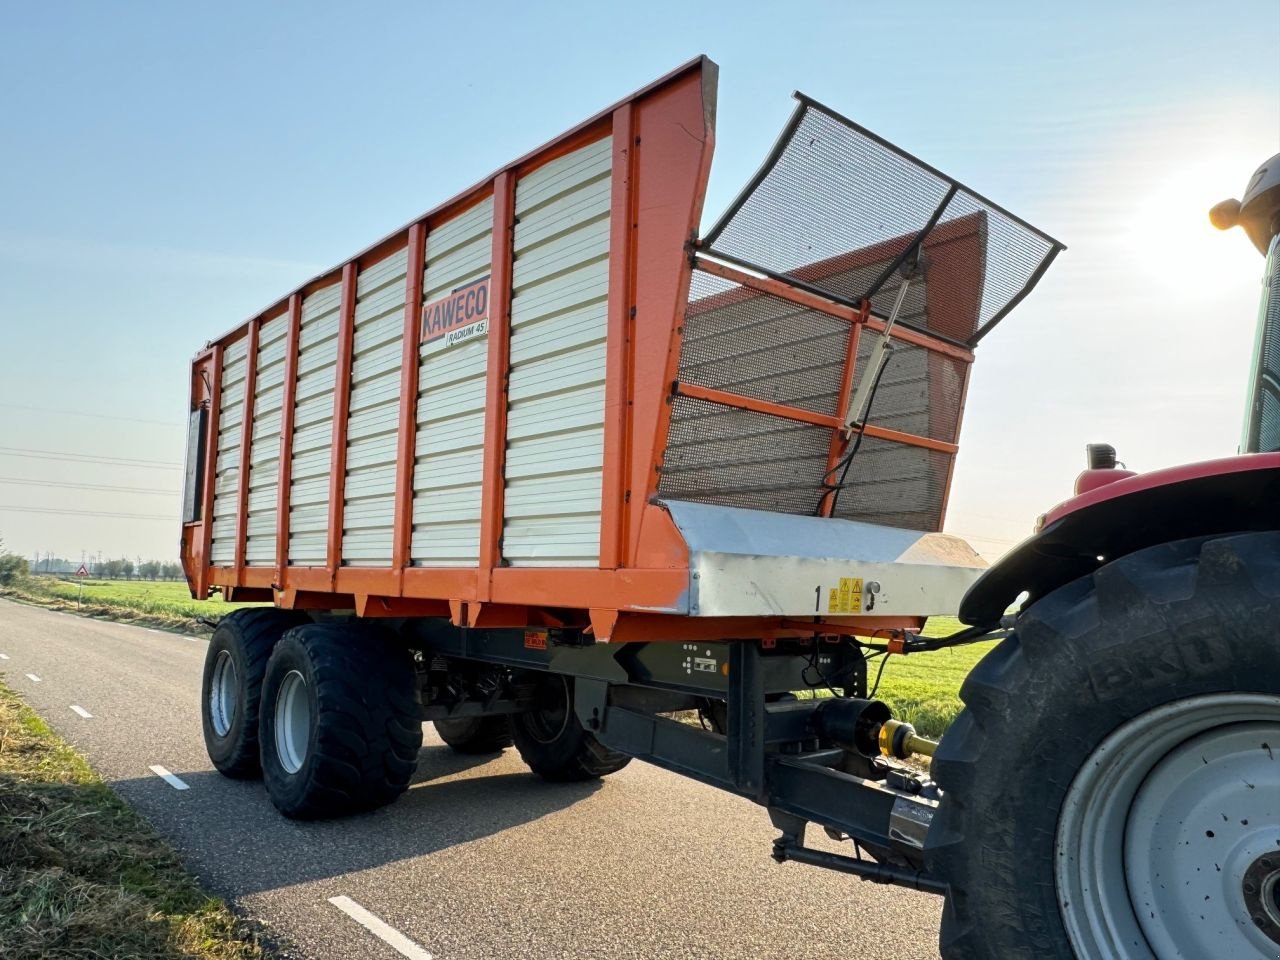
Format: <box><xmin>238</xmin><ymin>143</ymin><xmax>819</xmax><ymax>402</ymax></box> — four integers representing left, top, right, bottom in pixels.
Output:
<box><xmin>819</xmin><ymin>300</ymin><xmax>867</xmax><ymax>518</ymax></box>
<box><xmin>600</xmin><ymin>104</ymin><xmax>636</xmax><ymax>569</ymax></box>
<box><xmin>232</xmin><ymin>321</ymin><xmax>260</xmax><ymax>580</ymax></box>
<box><xmin>274</xmin><ymin>294</ymin><xmax>302</xmax><ymax>589</ymax></box>
<box><xmin>477</xmin><ymin>173</ymin><xmax>516</xmax><ymax>601</ymax></box>
<box><xmin>327</xmin><ymin>263</ymin><xmax>358</xmax><ymax>583</ymax></box>
<box><xmin>392</xmin><ymin>223</ymin><xmax>427</xmax><ymax>588</ymax></box>
<box><xmin>196</xmin><ymin>344</ymin><xmax>224</xmax><ymax>598</ymax></box>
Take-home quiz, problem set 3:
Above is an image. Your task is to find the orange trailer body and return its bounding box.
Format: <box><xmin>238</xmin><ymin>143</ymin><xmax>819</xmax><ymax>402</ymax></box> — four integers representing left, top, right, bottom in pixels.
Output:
<box><xmin>179</xmin><ymin>57</ymin><xmax>1057</xmax><ymax>645</ymax></box>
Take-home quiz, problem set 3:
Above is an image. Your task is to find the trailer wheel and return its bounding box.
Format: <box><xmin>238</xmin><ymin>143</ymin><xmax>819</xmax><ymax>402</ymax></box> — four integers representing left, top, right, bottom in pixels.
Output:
<box><xmin>434</xmin><ymin>716</ymin><xmax>513</xmax><ymax>754</ymax></box>
<box><xmin>511</xmin><ymin>674</ymin><xmax>630</xmax><ymax>782</ymax></box>
<box><xmin>259</xmin><ymin>622</ymin><xmax>422</xmax><ymax>819</ymax></box>
<box><xmin>201</xmin><ymin>608</ymin><xmax>307</xmax><ymax>778</ymax></box>
<box><xmin>929</xmin><ymin>532</ymin><xmax>1280</xmax><ymax>960</ymax></box>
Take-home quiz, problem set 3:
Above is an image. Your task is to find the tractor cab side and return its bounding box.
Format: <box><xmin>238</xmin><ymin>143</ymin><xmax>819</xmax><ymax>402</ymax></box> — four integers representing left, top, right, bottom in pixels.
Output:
<box><xmin>1212</xmin><ymin>153</ymin><xmax>1280</xmax><ymax>452</ymax></box>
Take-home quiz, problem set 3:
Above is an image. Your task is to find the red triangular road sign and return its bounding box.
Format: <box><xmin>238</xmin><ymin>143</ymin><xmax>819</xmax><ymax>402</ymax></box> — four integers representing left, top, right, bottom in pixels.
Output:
<box><xmin>75</xmin><ymin>564</ymin><xmax>89</xmax><ymax>577</ymax></box>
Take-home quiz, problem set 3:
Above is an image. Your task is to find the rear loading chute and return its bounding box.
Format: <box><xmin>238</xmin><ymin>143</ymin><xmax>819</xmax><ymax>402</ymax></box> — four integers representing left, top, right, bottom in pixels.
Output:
<box><xmin>673</xmin><ymin>94</ymin><xmax>1061</xmax><ymax>534</ymax></box>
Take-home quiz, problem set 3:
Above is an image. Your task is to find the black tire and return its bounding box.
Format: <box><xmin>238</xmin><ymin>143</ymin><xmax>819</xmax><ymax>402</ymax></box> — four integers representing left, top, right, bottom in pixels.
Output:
<box><xmin>511</xmin><ymin>673</ymin><xmax>631</xmax><ymax>782</ymax></box>
<box><xmin>259</xmin><ymin>622</ymin><xmax>422</xmax><ymax>819</ymax></box>
<box><xmin>929</xmin><ymin>532</ymin><xmax>1280</xmax><ymax>959</ymax></box>
<box><xmin>434</xmin><ymin>716</ymin><xmax>513</xmax><ymax>754</ymax></box>
<box><xmin>201</xmin><ymin>607</ymin><xmax>307</xmax><ymax>778</ymax></box>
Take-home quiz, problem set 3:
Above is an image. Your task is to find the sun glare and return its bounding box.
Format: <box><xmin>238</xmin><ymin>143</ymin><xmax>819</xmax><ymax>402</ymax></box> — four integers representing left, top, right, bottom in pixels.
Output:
<box><xmin>1126</xmin><ymin>151</ymin><xmax>1262</xmax><ymax>288</ymax></box>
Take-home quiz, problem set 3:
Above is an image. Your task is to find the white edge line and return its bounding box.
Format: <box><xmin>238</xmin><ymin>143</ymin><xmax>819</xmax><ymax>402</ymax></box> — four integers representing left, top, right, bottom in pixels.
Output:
<box><xmin>328</xmin><ymin>896</ymin><xmax>433</xmax><ymax>960</ymax></box>
<box><xmin>25</xmin><ymin>673</ymin><xmax>41</xmax><ymax>682</ymax></box>
<box><xmin>148</xmin><ymin>764</ymin><xmax>189</xmax><ymax>790</ymax></box>
<box><xmin>70</xmin><ymin>704</ymin><xmax>93</xmax><ymax>719</ymax></box>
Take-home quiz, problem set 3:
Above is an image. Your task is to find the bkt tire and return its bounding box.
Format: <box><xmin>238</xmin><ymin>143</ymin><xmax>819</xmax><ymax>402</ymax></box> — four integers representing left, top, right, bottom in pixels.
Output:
<box><xmin>201</xmin><ymin>608</ymin><xmax>306</xmax><ymax>778</ymax></box>
<box><xmin>434</xmin><ymin>716</ymin><xmax>513</xmax><ymax>754</ymax></box>
<box><xmin>259</xmin><ymin>622</ymin><xmax>422</xmax><ymax>819</ymax></box>
<box><xmin>511</xmin><ymin>673</ymin><xmax>630</xmax><ymax>782</ymax></box>
<box><xmin>929</xmin><ymin>533</ymin><xmax>1280</xmax><ymax>960</ymax></box>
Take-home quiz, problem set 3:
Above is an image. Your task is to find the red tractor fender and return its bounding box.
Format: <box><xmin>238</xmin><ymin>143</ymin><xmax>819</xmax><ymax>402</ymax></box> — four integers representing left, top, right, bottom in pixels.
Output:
<box><xmin>958</xmin><ymin>452</ymin><xmax>1280</xmax><ymax>627</ymax></box>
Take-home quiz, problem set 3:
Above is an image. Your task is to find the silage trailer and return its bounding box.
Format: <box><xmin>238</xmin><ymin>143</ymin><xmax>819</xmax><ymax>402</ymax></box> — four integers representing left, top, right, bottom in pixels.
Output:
<box><xmin>180</xmin><ymin>56</ymin><xmax>1280</xmax><ymax>958</ymax></box>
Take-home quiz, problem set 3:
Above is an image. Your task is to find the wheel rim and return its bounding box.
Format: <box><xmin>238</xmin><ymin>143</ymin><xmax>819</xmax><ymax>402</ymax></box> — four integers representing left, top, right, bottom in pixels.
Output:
<box><xmin>524</xmin><ymin>675</ymin><xmax>571</xmax><ymax>745</ymax></box>
<box><xmin>209</xmin><ymin>650</ymin><xmax>238</xmax><ymax>738</ymax></box>
<box><xmin>274</xmin><ymin>670</ymin><xmax>312</xmax><ymax>774</ymax></box>
<box><xmin>1056</xmin><ymin>693</ymin><xmax>1280</xmax><ymax>959</ymax></box>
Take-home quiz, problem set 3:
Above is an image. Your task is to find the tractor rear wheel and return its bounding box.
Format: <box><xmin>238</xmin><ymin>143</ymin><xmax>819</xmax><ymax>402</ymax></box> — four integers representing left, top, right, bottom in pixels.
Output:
<box><xmin>930</xmin><ymin>532</ymin><xmax>1280</xmax><ymax>960</ymax></box>
<box><xmin>434</xmin><ymin>716</ymin><xmax>513</xmax><ymax>754</ymax></box>
<box><xmin>511</xmin><ymin>673</ymin><xmax>630</xmax><ymax>782</ymax></box>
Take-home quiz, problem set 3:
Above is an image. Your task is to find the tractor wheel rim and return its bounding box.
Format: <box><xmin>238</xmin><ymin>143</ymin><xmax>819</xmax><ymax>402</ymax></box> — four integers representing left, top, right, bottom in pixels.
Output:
<box><xmin>1055</xmin><ymin>693</ymin><xmax>1280</xmax><ymax>959</ymax></box>
<box><xmin>274</xmin><ymin>670</ymin><xmax>312</xmax><ymax>775</ymax></box>
<box><xmin>209</xmin><ymin>650</ymin><xmax>238</xmax><ymax>738</ymax></box>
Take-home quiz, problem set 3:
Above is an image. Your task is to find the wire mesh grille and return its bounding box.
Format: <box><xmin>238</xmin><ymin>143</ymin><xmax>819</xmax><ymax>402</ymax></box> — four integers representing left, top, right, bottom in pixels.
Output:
<box><xmin>658</xmin><ymin>396</ymin><xmax>832</xmax><ymax>515</ymax></box>
<box><xmin>681</xmin><ymin>270</ymin><xmax>851</xmax><ymax>415</ymax></box>
<box><xmin>853</xmin><ymin>336</ymin><xmax>967</xmax><ymax>443</ymax></box>
<box><xmin>830</xmin><ymin>437</ymin><xmax>954</xmax><ymax>531</ymax></box>
<box><xmin>660</xmin><ymin>266</ymin><xmax>970</xmax><ymax>530</ymax></box>
<box><xmin>703</xmin><ymin>98</ymin><xmax>1062</xmax><ymax>346</ymax></box>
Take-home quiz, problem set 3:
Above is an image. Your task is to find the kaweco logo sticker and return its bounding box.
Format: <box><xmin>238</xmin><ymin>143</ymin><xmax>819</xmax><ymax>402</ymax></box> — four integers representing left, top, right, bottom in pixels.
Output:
<box><xmin>421</xmin><ymin>277</ymin><xmax>490</xmax><ymax>354</ymax></box>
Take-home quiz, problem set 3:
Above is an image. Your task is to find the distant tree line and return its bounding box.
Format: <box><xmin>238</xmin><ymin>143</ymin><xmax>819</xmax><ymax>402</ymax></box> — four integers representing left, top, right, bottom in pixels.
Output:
<box><xmin>0</xmin><ymin>536</ymin><xmax>28</xmax><ymax>586</ymax></box>
<box><xmin>91</xmin><ymin>558</ymin><xmax>184</xmax><ymax>581</ymax></box>
<box><xmin>21</xmin><ymin>550</ymin><xmax>182</xmax><ymax>581</ymax></box>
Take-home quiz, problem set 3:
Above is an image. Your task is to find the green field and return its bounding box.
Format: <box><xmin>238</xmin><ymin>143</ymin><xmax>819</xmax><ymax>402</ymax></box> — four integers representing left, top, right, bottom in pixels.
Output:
<box><xmin>10</xmin><ymin>575</ymin><xmax>259</xmax><ymax>623</ymax></box>
<box><xmin>872</xmin><ymin>616</ymin><xmax>994</xmax><ymax>738</ymax></box>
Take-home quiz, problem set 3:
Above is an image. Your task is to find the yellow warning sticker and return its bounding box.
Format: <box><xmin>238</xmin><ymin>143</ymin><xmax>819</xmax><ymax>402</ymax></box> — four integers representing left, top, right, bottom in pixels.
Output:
<box><xmin>827</xmin><ymin>577</ymin><xmax>864</xmax><ymax>614</ymax></box>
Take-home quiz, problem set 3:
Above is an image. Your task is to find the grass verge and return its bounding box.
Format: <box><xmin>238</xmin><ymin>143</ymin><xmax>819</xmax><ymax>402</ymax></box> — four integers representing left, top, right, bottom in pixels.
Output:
<box><xmin>0</xmin><ymin>681</ymin><xmax>269</xmax><ymax>959</ymax></box>
<box><xmin>0</xmin><ymin>576</ymin><xmax>258</xmax><ymax>636</ymax></box>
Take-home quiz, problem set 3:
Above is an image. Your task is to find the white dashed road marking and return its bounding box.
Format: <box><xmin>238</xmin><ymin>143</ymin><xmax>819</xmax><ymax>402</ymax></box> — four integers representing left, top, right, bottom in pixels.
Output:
<box><xmin>328</xmin><ymin>896</ymin><xmax>433</xmax><ymax>960</ymax></box>
<box><xmin>0</xmin><ymin>652</ymin><xmax>9</xmax><ymax>659</ymax></box>
<box><xmin>25</xmin><ymin>673</ymin><xmax>41</xmax><ymax>682</ymax></box>
<box><xmin>148</xmin><ymin>765</ymin><xmax>190</xmax><ymax>790</ymax></box>
<box><xmin>70</xmin><ymin>705</ymin><xmax>93</xmax><ymax>719</ymax></box>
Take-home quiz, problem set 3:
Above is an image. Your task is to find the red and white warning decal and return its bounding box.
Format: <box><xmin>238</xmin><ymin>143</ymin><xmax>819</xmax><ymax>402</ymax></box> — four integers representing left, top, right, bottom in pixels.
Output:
<box><xmin>421</xmin><ymin>276</ymin><xmax>490</xmax><ymax>354</ymax></box>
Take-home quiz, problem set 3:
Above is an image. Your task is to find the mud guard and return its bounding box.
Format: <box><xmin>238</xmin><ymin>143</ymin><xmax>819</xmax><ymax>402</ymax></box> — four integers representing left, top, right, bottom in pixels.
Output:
<box><xmin>959</xmin><ymin>453</ymin><xmax>1280</xmax><ymax>627</ymax></box>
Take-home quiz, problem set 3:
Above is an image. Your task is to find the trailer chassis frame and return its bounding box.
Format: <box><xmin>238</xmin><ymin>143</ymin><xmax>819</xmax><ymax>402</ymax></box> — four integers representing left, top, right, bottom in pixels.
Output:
<box><xmin>404</xmin><ymin>621</ymin><xmax>946</xmax><ymax>894</ymax></box>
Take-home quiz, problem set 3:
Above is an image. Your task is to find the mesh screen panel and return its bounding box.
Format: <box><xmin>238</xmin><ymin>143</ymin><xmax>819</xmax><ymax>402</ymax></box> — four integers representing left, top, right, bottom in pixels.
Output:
<box><xmin>830</xmin><ymin>437</ymin><xmax>954</xmax><ymax>531</ymax></box>
<box><xmin>658</xmin><ymin>396</ymin><xmax>832</xmax><ymax>515</ymax></box>
<box><xmin>661</xmin><ymin>268</ymin><xmax>970</xmax><ymax>530</ymax></box>
<box><xmin>703</xmin><ymin>98</ymin><xmax>1062</xmax><ymax>345</ymax></box>
<box><xmin>681</xmin><ymin>270</ymin><xmax>851</xmax><ymax>415</ymax></box>
<box><xmin>853</xmin><ymin>336</ymin><xmax>967</xmax><ymax>443</ymax></box>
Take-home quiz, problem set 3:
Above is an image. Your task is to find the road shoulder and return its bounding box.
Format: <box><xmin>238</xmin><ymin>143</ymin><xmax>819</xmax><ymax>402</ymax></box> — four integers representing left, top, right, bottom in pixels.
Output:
<box><xmin>0</xmin><ymin>680</ymin><xmax>274</xmax><ymax>959</ymax></box>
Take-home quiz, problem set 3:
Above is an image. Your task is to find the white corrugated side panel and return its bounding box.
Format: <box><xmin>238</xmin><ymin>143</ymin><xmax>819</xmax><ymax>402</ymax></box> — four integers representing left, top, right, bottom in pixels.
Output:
<box><xmin>210</xmin><ymin>336</ymin><xmax>250</xmax><ymax>564</ymax></box>
<box><xmin>503</xmin><ymin>138</ymin><xmax>611</xmax><ymax>567</ymax></box>
<box><xmin>289</xmin><ymin>284</ymin><xmax>342</xmax><ymax>564</ymax></box>
<box><xmin>342</xmin><ymin>249</ymin><xmax>408</xmax><ymax>566</ymax></box>
<box><xmin>410</xmin><ymin>198</ymin><xmax>493</xmax><ymax>567</ymax></box>
<box><xmin>243</xmin><ymin>314</ymin><xmax>287</xmax><ymax>565</ymax></box>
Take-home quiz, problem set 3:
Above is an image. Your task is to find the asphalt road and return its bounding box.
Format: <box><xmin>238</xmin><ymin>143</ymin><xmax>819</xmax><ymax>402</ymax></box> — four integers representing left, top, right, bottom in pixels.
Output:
<box><xmin>0</xmin><ymin>597</ymin><xmax>943</xmax><ymax>959</ymax></box>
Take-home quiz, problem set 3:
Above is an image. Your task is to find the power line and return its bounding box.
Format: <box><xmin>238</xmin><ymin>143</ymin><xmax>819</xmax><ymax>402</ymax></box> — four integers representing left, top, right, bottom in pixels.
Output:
<box><xmin>0</xmin><ymin>504</ymin><xmax>173</xmax><ymax>521</ymax></box>
<box><xmin>0</xmin><ymin>401</ymin><xmax>181</xmax><ymax>429</ymax></box>
<box><xmin>0</xmin><ymin>476</ymin><xmax>178</xmax><ymax>496</ymax></box>
<box><xmin>0</xmin><ymin>446</ymin><xmax>182</xmax><ymax>470</ymax></box>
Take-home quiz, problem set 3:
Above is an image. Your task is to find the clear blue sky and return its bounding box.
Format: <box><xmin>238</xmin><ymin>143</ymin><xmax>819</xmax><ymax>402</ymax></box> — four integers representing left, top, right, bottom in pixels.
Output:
<box><xmin>1</xmin><ymin>0</ymin><xmax>1277</xmax><ymax>563</ymax></box>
